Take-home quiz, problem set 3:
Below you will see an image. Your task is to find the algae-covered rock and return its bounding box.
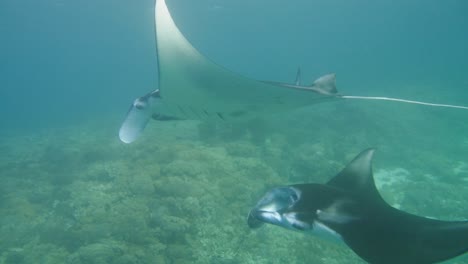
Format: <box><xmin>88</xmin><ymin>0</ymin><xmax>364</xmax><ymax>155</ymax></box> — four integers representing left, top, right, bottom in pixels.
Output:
<box><xmin>4</xmin><ymin>250</ymin><xmax>25</xmax><ymax>264</ymax></box>
<box><xmin>107</xmin><ymin>197</ymin><xmax>152</xmax><ymax>245</ymax></box>
<box><xmin>127</xmin><ymin>172</ymin><xmax>155</xmax><ymax>196</ymax></box>
<box><xmin>224</xmin><ymin>141</ymin><xmax>260</xmax><ymax>157</ymax></box>
<box><xmin>165</xmin><ymin>243</ymin><xmax>193</xmax><ymax>263</ymax></box>
<box><xmin>154</xmin><ymin>176</ymin><xmax>200</xmax><ymax>198</ymax></box>
<box><xmin>162</xmin><ymin>159</ymin><xmax>207</xmax><ymax>179</ymax></box>
<box><xmin>2</xmin><ymin>242</ymin><xmax>69</xmax><ymax>264</ymax></box>
<box><xmin>150</xmin><ymin>207</ymin><xmax>191</xmax><ymax>243</ymax></box>
<box><xmin>68</xmin><ymin>240</ymin><xmax>124</xmax><ymax>264</ymax></box>
<box><xmin>113</xmin><ymin>254</ymin><xmax>138</xmax><ymax>264</ymax></box>
<box><xmin>38</xmin><ymin>216</ymin><xmax>83</xmax><ymax>250</ymax></box>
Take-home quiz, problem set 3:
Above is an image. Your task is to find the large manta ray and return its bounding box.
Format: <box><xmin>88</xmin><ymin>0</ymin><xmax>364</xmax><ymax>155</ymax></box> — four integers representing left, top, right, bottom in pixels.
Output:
<box><xmin>119</xmin><ymin>0</ymin><xmax>468</xmax><ymax>143</ymax></box>
<box><xmin>248</xmin><ymin>149</ymin><xmax>468</xmax><ymax>264</ymax></box>
<box><xmin>119</xmin><ymin>0</ymin><xmax>344</xmax><ymax>143</ymax></box>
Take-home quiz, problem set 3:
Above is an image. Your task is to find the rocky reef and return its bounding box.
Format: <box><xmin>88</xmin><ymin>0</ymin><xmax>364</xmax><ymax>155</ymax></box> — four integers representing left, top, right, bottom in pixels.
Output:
<box><xmin>1</xmin><ymin>104</ymin><xmax>468</xmax><ymax>264</ymax></box>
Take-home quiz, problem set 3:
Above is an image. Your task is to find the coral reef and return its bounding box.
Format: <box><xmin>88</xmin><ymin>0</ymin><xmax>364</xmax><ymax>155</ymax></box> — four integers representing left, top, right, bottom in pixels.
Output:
<box><xmin>1</xmin><ymin>106</ymin><xmax>468</xmax><ymax>264</ymax></box>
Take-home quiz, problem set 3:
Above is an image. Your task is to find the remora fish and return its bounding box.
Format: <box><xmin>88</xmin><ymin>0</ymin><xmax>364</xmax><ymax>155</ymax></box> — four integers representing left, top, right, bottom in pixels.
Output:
<box><xmin>118</xmin><ymin>0</ymin><xmax>339</xmax><ymax>143</ymax></box>
<box><xmin>248</xmin><ymin>149</ymin><xmax>468</xmax><ymax>264</ymax></box>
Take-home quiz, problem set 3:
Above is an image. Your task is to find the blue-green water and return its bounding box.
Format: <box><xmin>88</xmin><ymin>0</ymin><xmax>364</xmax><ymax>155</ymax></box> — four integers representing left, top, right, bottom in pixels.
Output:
<box><xmin>1</xmin><ymin>0</ymin><xmax>468</xmax><ymax>263</ymax></box>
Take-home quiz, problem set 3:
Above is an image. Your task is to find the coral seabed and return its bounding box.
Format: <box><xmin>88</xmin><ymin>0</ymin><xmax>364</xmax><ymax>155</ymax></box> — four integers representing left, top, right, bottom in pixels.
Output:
<box><xmin>1</xmin><ymin>110</ymin><xmax>468</xmax><ymax>264</ymax></box>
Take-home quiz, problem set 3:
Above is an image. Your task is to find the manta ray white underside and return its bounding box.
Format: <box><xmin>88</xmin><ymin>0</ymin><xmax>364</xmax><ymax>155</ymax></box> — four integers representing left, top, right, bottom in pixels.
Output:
<box><xmin>119</xmin><ymin>0</ymin><xmax>468</xmax><ymax>143</ymax></box>
<box><xmin>119</xmin><ymin>0</ymin><xmax>340</xmax><ymax>143</ymax></box>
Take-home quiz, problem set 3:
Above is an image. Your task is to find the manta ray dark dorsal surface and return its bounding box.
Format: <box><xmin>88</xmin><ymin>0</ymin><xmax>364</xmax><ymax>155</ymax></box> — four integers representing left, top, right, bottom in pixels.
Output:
<box><xmin>327</xmin><ymin>149</ymin><xmax>468</xmax><ymax>263</ymax></box>
<box><xmin>326</xmin><ymin>148</ymin><xmax>386</xmax><ymax>204</ymax></box>
<box><xmin>248</xmin><ymin>149</ymin><xmax>468</xmax><ymax>264</ymax></box>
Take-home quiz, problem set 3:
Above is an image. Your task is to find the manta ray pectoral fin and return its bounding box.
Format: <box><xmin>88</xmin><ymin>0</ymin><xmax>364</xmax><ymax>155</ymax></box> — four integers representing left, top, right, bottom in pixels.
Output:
<box><xmin>154</xmin><ymin>0</ymin><xmax>338</xmax><ymax>120</ymax></box>
<box><xmin>326</xmin><ymin>148</ymin><xmax>384</xmax><ymax>201</ymax></box>
<box><xmin>340</xmin><ymin>218</ymin><xmax>468</xmax><ymax>264</ymax></box>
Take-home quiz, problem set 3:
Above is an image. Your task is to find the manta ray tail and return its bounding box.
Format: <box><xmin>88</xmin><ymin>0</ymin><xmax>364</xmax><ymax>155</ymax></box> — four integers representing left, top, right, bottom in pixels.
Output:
<box><xmin>341</xmin><ymin>95</ymin><xmax>468</xmax><ymax>110</ymax></box>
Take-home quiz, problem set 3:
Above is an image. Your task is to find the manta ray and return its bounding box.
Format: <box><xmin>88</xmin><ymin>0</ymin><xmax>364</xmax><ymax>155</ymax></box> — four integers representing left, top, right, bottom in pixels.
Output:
<box><xmin>119</xmin><ymin>0</ymin><xmax>468</xmax><ymax>143</ymax></box>
<box><xmin>119</xmin><ymin>0</ymin><xmax>339</xmax><ymax>143</ymax></box>
<box><xmin>248</xmin><ymin>149</ymin><xmax>468</xmax><ymax>264</ymax></box>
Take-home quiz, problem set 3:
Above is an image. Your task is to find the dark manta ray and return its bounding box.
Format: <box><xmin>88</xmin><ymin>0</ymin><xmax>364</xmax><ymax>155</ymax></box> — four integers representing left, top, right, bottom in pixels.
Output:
<box><xmin>248</xmin><ymin>149</ymin><xmax>468</xmax><ymax>264</ymax></box>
